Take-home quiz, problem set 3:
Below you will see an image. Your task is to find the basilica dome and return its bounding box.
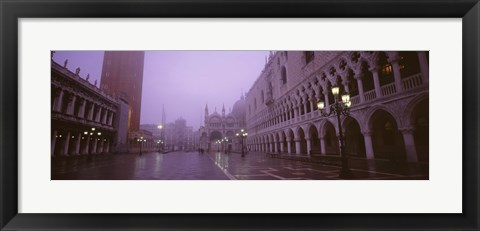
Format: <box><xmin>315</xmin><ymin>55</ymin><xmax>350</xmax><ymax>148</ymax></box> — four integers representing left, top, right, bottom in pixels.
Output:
<box><xmin>231</xmin><ymin>96</ymin><xmax>246</xmax><ymax>120</ymax></box>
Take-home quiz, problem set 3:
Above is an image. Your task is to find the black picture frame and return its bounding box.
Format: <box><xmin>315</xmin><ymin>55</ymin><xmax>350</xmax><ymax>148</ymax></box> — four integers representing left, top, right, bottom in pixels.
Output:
<box><xmin>1</xmin><ymin>0</ymin><xmax>479</xmax><ymax>230</ymax></box>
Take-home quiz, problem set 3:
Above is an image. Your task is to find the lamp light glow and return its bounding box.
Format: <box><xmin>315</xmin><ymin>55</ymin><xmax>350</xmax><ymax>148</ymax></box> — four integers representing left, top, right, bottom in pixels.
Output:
<box><xmin>341</xmin><ymin>93</ymin><xmax>350</xmax><ymax>103</ymax></box>
<box><xmin>317</xmin><ymin>101</ymin><xmax>325</xmax><ymax>110</ymax></box>
<box><xmin>331</xmin><ymin>86</ymin><xmax>340</xmax><ymax>96</ymax></box>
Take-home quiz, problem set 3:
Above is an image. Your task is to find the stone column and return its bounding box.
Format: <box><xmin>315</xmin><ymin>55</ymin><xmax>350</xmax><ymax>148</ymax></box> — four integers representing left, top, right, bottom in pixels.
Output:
<box><xmin>323</xmin><ymin>89</ymin><xmax>330</xmax><ymax>113</ymax></box>
<box><xmin>417</xmin><ymin>51</ymin><xmax>429</xmax><ymax>84</ymax></box>
<box><xmin>66</xmin><ymin>95</ymin><xmax>77</xmax><ymax>115</ymax></box>
<box><xmin>371</xmin><ymin>67</ymin><xmax>382</xmax><ymax>98</ymax></box>
<box><xmin>54</xmin><ymin>90</ymin><xmax>64</xmax><ymax>112</ymax></box>
<box><xmin>401</xmin><ymin>129</ymin><xmax>418</xmax><ymax>162</ymax></box>
<box><xmin>306</xmin><ymin>137</ymin><xmax>311</xmax><ymax>156</ymax></box>
<box><xmin>63</xmin><ymin>131</ymin><xmax>71</xmax><ymax>156</ymax></box>
<box><xmin>303</xmin><ymin>99</ymin><xmax>308</xmax><ymax>115</ymax></box>
<box><xmin>356</xmin><ymin>77</ymin><xmax>365</xmax><ymax>103</ymax></box>
<box><xmin>294</xmin><ymin>139</ymin><xmax>301</xmax><ymax>155</ymax></box>
<box><xmin>309</xmin><ymin>100</ymin><xmax>314</xmax><ymax>114</ymax></box>
<box><xmin>99</xmin><ymin>139</ymin><xmax>104</xmax><ymax>153</ymax></box>
<box><xmin>96</xmin><ymin>107</ymin><xmax>102</xmax><ymax>122</ymax></box>
<box><xmin>105</xmin><ymin>139</ymin><xmax>110</xmax><ymax>153</ymax></box>
<box><xmin>84</xmin><ymin>135</ymin><xmax>90</xmax><ymax>154</ymax></box>
<box><xmin>51</xmin><ymin>130</ymin><xmax>57</xmax><ymax>157</ymax></box>
<box><xmin>320</xmin><ymin>135</ymin><xmax>326</xmax><ymax>155</ymax></box>
<box><xmin>88</xmin><ymin>103</ymin><xmax>95</xmax><ymax>120</ymax></box>
<box><xmin>92</xmin><ymin>138</ymin><xmax>98</xmax><ymax>154</ymax></box>
<box><xmin>101</xmin><ymin>110</ymin><xmax>107</xmax><ymax>124</ymax></box>
<box><xmin>78</xmin><ymin>99</ymin><xmax>86</xmax><ymax>118</ymax></box>
<box><xmin>391</xmin><ymin>61</ymin><xmax>403</xmax><ymax>93</ymax></box>
<box><xmin>343</xmin><ymin>81</ymin><xmax>350</xmax><ymax>93</ymax></box>
<box><xmin>280</xmin><ymin>140</ymin><xmax>284</xmax><ymax>153</ymax></box>
<box><xmin>363</xmin><ymin>131</ymin><xmax>375</xmax><ymax>159</ymax></box>
<box><xmin>108</xmin><ymin>112</ymin><xmax>114</xmax><ymax>125</ymax></box>
<box><xmin>286</xmin><ymin>138</ymin><xmax>292</xmax><ymax>154</ymax></box>
<box><xmin>74</xmin><ymin>132</ymin><xmax>82</xmax><ymax>155</ymax></box>
<box><xmin>273</xmin><ymin>137</ymin><xmax>278</xmax><ymax>153</ymax></box>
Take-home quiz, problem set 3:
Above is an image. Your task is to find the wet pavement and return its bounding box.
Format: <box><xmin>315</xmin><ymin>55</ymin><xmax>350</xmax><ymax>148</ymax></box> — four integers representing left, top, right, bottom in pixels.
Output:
<box><xmin>51</xmin><ymin>151</ymin><xmax>428</xmax><ymax>180</ymax></box>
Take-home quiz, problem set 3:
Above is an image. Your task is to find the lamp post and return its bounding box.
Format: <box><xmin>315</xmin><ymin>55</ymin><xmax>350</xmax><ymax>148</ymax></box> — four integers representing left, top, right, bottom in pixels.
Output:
<box><xmin>236</xmin><ymin>129</ymin><xmax>248</xmax><ymax>157</ymax></box>
<box><xmin>317</xmin><ymin>85</ymin><xmax>354</xmax><ymax>179</ymax></box>
<box><xmin>216</xmin><ymin>140</ymin><xmax>221</xmax><ymax>152</ymax></box>
<box><xmin>158</xmin><ymin>125</ymin><xmax>163</xmax><ymax>152</ymax></box>
<box><xmin>137</xmin><ymin>136</ymin><xmax>146</xmax><ymax>156</ymax></box>
<box><xmin>86</xmin><ymin>127</ymin><xmax>98</xmax><ymax>162</ymax></box>
<box><xmin>222</xmin><ymin>137</ymin><xmax>229</xmax><ymax>154</ymax></box>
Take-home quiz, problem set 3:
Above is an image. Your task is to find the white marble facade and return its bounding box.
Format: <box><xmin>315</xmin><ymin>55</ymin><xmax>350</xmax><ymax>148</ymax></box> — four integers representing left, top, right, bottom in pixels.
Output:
<box><xmin>245</xmin><ymin>51</ymin><xmax>429</xmax><ymax>162</ymax></box>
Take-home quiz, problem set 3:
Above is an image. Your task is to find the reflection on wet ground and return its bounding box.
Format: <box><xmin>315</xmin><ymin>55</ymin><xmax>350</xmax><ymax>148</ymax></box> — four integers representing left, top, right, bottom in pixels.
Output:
<box><xmin>52</xmin><ymin>151</ymin><xmax>428</xmax><ymax>180</ymax></box>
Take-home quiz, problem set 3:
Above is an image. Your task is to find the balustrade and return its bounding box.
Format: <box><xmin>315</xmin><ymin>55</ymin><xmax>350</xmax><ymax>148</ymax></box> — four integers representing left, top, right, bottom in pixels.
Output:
<box><xmin>381</xmin><ymin>82</ymin><xmax>397</xmax><ymax>97</ymax></box>
<box><xmin>402</xmin><ymin>73</ymin><xmax>423</xmax><ymax>90</ymax></box>
<box><xmin>364</xmin><ymin>90</ymin><xmax>377</xmax><ymax>102</ymax></box>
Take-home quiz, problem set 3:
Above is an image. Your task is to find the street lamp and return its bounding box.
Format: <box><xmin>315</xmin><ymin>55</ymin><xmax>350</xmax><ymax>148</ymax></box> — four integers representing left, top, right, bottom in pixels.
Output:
<box><xmin>317</xmin><ymin>85</ymin><xmax>354</xmax><ymax>179</ymax></box>
<box><xmin>157</xmin><ymin>124</ymin><xmax>163</xmax><ymax>152</ymax></box>
<box><xmin>236</xmin><ymin>129</ymin><xmax>248</xmax><ymax>157</ymax></box>
<box><xmin>222</xmin><ymin>137</ymin><xmax>229</xmax><ymax>154</ymax></box>
<box><xmin>86</xmin><ymin>127</ymin><xmax>99</xmax><ymax>162</ymax></box>
<box><xmin>216</xmin><ymin>140</ymin><xmax>221</xmax><ymax>152</ymax></box>
<box><xmin>137</xmin><ymin>136</ymin><xmax>147</xmax><ymax>156</ymax></box>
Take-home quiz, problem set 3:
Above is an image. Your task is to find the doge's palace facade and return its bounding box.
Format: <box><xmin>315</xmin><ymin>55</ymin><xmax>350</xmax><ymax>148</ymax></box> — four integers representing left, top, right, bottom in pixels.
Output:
<box><xmin>245</xmin><ymin>51</ymin><xmax>429</xmax><ymax>162</ymax></box>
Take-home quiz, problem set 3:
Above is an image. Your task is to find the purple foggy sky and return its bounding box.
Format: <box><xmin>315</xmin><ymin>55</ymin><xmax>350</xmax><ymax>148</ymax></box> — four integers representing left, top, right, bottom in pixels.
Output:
<box><xmin>53</xmin><ymin>51</ymin><xmax>269</xmax><ymax>130</ymax></box>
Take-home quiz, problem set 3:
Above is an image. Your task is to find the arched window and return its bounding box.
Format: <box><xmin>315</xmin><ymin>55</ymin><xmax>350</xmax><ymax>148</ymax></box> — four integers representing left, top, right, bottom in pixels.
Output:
<box><xmin>261</xmin><ymin>90</ymin><xmax>264</xmax><ymax>103</ymax></box>
<box><xmin>281</xmin><ymin>66</ymin><xmax>287</xmax><ymax>85</ymax></box>
<box><xmin>378</xmin><ymin>52</ymin><xmax>394</xmax><ymax>86</ymax></box>
<box><xmin>254</xmin><ymin>98</ymin><xmax>257</xmax><ymax>110</ymax></box>
<box><xmin>399</xmin><ymin>51</ymin><xmax>421</xmax><ymax>78</ymax></box>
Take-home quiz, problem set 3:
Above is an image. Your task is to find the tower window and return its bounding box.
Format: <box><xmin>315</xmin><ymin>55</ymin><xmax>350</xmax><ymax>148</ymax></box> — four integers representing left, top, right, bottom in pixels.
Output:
<box><xmin>305</xmin><ymin>51</ymin><xmax>314</xmax><ymax>64</ymax></box>
<box><xmin>281</xmin><ymin>66</ymin><xmax>287</xmax><ymax>85</ymax></box>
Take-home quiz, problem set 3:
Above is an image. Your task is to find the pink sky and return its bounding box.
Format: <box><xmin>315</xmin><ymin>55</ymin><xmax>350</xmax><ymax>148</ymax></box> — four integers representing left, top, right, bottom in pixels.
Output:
<box><xmin>53</xmin><ymin>51</ymin><xmax>269</xmax><ymax>129</ymax></box>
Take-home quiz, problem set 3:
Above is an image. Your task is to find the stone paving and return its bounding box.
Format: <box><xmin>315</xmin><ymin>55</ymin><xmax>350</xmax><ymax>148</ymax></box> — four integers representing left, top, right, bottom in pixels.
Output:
<box><xmin>51</xmin><ymin>151</ymin><xmax>428</xmax><ymax>180</ymax></box>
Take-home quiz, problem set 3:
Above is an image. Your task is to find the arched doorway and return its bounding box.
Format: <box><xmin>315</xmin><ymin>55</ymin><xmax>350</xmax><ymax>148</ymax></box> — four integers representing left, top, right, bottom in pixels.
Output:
<box><xmin>287</xmin><ymin>129</ymin><xmax>295</xmax><ymax>154</ymax></box>
<box><xmin>297</xmin><ymin>127</ymin><xmax>307</xmax><ymax>155</ymax></box>
<box><xmin>323</xmin><ymin>122</ymin><xmax>339</xmax><ymax>155</ymax></box>
<box><xmin>308</xmin><ymin>125</ymin><xmax>320</xmax><ymax>154</ymax></box>
<box><xmin>209</xmin><ymin>130</ymin><xmax>222</xmax><ymax>152</ymax></box>
<box><xmin>280</xmin><ymin>132</ymin><xmax>287</xmax><ymax>154</ymax></box>
<box><xmin>369</xmin><ymin>109</ymin><xmax>406</xmax><ymax>161</ymax></box>
<box><xmin>343</xmin><ymin>117</ymin><xmax>366</xmax><ymax>157</ymax></box>
<box><xmin>412</xmin><ymin>98</ymin><xmax>429</xmax><ymax>162</ymax></box>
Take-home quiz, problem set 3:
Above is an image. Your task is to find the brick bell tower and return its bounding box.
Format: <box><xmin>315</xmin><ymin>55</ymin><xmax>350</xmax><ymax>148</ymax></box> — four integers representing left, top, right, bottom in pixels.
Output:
<box><xmin>100</xmin><ymin>51</ymin><xmax>145</xmax><ymax>131</ymax></box>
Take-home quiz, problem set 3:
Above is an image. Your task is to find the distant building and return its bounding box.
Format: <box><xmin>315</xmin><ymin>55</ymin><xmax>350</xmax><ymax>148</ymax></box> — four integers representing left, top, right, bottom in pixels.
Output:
<box><xmin>100</xmin><ymin>51</ymin><xmax>145</xmax><ymax>132</ymax></box>
<box><xmin>140</xmin><ymin>124</ymin><xmax>162</xmax><ymax>140</ymax></box>
<box><xmin>198</xmin><ymin>96</ymin><xmax>247</xmax><ymax>152</ymax></box>
<box><xmin>162</xmin><ymin>118</ymin><xmax>195</xmax><ymax>151</ymax></box>
<box><xmin>128</xmin><ymin>129</ymin><xmax>156</xmax><ymax>153</ymax></box>
<box><xmin>51</xmin><ymin>57</ymin><xmax>129</xmax><ymax>156</ymax></box>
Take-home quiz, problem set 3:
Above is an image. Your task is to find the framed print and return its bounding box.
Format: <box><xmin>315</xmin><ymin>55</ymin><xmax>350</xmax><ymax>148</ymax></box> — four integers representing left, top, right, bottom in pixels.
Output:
<box><xmin>1</xmin><ymin>0</ymin><xmax>479</xmax><ymax>230</ymax></box>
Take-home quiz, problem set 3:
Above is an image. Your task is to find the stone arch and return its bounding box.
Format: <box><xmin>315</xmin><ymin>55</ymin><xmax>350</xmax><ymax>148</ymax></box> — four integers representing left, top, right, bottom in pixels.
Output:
<box><xmin>209</xmin><ymin>130</ymin><xmax>222</xmax><ymax>142</ymax></box>
<box><xmin>342</xmin><ymin>116</ymin><xmax>366</xmax><ymax>157</ymax></box>
<box><xmin>268</xmin><ymin>133</ymin><xmax>274</xmax><ymax>153</ymax></box>
<box><xmin>274</xmin><ymin>132</ymin><xmax>281</xmax><ymax>153</ymax></box>
<box><xmin>306</xmin><ymin>123</ymin><xmax>321</xmax><ymax>155</ymax></box>
<box><xmin>296</xmin><ymin>126</ymin><xmax>307</xmax><ymax>154</ymax></box>
<box><xmin>279</xmin><ymin>130</ymin><xmax>287</xmax><ymax>154</ymax></box>
<box><xmin>407</xmin><ymin>96</ymin><xmax>429</xmax><ymax>162</ymax></box>
<box><xmin>285</xmin><ymin>128</ymin><xmax>295</xmax><ymax>154</ymax></box>
<box><xmin>368</xmin><ymin>109</ymin><xmax>406</xmax><ymax>161</ymax></box>
<box><xmin>321</xmin><ymin>121</ymin><xmax>339</xmax><ymax>155</ymax></box>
